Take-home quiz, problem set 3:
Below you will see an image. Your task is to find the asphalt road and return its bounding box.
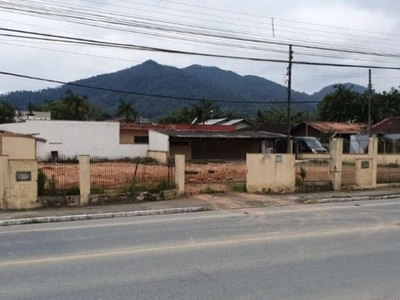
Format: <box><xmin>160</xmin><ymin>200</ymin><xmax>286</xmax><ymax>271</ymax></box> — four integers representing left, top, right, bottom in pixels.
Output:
<box><xmin>2</xmin><ymin>200</ymin><xmax>400</xmax><ymax>300</ymax></box>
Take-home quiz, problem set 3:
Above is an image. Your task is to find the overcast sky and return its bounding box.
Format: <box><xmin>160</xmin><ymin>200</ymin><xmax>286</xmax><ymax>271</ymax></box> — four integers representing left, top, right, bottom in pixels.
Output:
<box><xmin>1</xmin><ymin>0</ymin><xmax>400</xmax><ymax>96</ymax></box>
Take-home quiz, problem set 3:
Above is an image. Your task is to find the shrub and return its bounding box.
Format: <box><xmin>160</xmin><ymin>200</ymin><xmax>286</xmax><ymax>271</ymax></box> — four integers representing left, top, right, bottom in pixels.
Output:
<box><xmin>231</xmin><ymin>183</ymin><xmax>247</xmax><ymax>193</ymax></box>
<box><xmin>127</xmin><ymin>181</ymin><xmax>176</xmax><ymax>194</ymax></box>
<box><xmin>37</xmin><ymin>169</ymin><xmax>47</xmax><ymax>196</ymax></box>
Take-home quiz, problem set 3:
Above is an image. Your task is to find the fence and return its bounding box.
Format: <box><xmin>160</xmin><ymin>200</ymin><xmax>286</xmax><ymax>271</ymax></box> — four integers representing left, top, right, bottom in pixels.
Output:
<box><xmin>38</xmin><ymin>161</ymin><xmax>80</xmax><ymax>196</ymax></box>
<box><xmin>341</xmin><ymin>161</ymin><xmax>357</xmax><ymax>187</ymax></box>
<box><xmin>295</xmin><ymin>158</ymin><xmax>332</xmax><ymax>192</ymax></box>
<box><xmin>377</xmin><ymin>163</ymin><xmax>400</xmax><ymax>184</ymax></box>
<box><xmin>90</xmin><ymin>158</ymin><xmax>175</xmax><ymax>194</ymax></box>
<box><xmin>185</xmin><ymin>160</ymin><xmax>246</xmax><ymax>194</ymax></box>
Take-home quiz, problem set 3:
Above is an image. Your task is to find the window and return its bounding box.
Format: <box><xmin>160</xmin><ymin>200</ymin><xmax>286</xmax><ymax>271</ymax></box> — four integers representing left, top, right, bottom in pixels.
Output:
<box><xmin>134</xmin><ymin>136</ymin><xmax>149</xmax><ymax>144</ymax></box>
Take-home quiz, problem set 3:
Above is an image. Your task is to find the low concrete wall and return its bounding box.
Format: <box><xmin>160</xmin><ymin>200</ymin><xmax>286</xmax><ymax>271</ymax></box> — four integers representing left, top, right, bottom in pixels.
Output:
<box><xmin>148</xmin><ymin>150</ymin><xmax>168</xmax><ymax>164</ymax></box>
<box><xmin>247</xmin><ymin>154</ymin><xmax>295</xmax><ymax>194</ymax></box>
<box><xmin>298</xmin><ymin>153</ymin><xmax>400</xmax><ymax>166</ymax></box>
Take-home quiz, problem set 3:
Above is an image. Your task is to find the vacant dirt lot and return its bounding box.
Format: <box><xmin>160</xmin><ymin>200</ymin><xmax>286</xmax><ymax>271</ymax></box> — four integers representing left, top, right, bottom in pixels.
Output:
<box><xmin>39</xmin><ymin>162</ymin><xmax>172</xmax><ymax>189</ymax></box>
<box><xmin>39</xmin><ymin>161</ymin><xmax>400</xmax><ymax>192</ymax></box>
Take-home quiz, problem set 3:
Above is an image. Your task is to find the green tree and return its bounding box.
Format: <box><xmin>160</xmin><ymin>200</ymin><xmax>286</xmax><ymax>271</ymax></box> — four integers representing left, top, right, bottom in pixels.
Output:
<box><xmin>318</xmin><ymin>84</ymin><xmax>360</xmax><ymax>122</ymax></box>
<box><xmin>116</xmin><ymin>99</ymin><xmax>138</xmax><ymax>122</ymax></box>
<box><xmin>63</xmin><ymin>90</ymin><xmax>89</xmax><ymax>120</ymax></box>
<box><xmin>158</xmin><ymin>101</ymin><xmax>226</xmax><ymax>124</ymax></box>
<box><xmin>0</xmin><ymin>101</ymin><xmax>15</xmax><ymax>124</ymax></box>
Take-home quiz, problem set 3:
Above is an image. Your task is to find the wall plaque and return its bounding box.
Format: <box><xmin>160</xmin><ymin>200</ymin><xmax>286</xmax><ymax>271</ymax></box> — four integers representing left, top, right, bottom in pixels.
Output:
<box><xmin>361</xmin><ymin>161</ymin><xmax>370</xmax><ymax>169</ymax></box>
<box><xmin>16</xmin><ymin>171</ymin><xmax>31</xmax><ymax>182</ymax></box>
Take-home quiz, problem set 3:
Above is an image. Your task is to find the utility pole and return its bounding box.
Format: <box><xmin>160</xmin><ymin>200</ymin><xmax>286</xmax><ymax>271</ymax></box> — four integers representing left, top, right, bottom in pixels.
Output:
<box><xmin>368</xmin><ymin>69</ymin><xmax>372</xmax><ymax>137</ymax></box>
<box><xmin>286</xmin><ymin>45</ymin><xmax>293</xmax><ymax>153</ymax></box>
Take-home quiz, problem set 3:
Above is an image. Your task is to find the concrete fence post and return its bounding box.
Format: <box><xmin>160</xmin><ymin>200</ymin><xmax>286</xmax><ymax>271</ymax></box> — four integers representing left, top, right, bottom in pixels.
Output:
<box><xmin>329</xmin><ymin>138</ymin><xmax>343</xmax><ymax>191</ymax></box>
<box><xmin>368</xmin><ymin>137</ymin><xmax>378</xmax><ymax>188</ymax></box>
<box><xmin>175</xmin><ymin>155</ymin><xmax>185</xmax><ymax>196</ymax></box>
<box><xmin>0</xmin><ymin>156</ymin><xmax>9</xmax><ymax>210</ymax></box>
<box><xmin>79</xmin><ymin>155</ymin><xmax>91</xmax><ymax>206</ymax></box>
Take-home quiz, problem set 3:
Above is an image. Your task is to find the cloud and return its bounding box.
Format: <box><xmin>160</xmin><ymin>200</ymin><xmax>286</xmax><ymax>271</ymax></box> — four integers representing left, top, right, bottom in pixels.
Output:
<box><xmin>0</xmin><ymin>0</ymin><xmax>399</xmax><ymax>96</ymax></box>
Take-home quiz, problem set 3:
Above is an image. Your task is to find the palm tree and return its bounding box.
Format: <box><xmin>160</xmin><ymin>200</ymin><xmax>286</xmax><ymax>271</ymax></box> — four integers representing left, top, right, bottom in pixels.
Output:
<box><xmin>63</xmin><ymin>90</ymin><xmax>89</xmax><ymax>120</ymax></box>
<box><xmin>116</xmin><ymin>99</ymin><xmax>138</xmax><ymax>122</ymax></box>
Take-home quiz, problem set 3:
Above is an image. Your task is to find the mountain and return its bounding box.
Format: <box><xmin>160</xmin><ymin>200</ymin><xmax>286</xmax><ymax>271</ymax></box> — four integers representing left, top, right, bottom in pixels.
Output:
<box><xmin>311</xmin><ymin>83</ymin><xmax>367</xmax><ymax>102</ymax></box>
<box><xmin>0</xmin><ymin>61</ymin><xmax>364</xmax><ymax>118</ymax></box>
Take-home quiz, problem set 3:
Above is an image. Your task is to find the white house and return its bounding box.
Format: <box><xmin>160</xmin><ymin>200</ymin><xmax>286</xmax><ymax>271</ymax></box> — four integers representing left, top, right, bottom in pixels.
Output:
<box><xmin>0</xmin><ymin>120</ymin><xmax>149</xmax><ymax>159</ymax></box>
<box><xmin>15</xmin><ymin>111</ymin><xmax>51</xmax><ymax>122</ymax></box>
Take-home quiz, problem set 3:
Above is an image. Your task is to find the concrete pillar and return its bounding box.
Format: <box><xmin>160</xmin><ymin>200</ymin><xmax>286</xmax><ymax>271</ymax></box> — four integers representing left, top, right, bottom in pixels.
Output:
<box><xmin>329</xmin><ymin>138</ymin><xmax>343</xmax><ymax>191</ymax></box>
<box><xmin>175</xmin><ymin>154</ymin><xmax>185</xmax><ymax>196</ymax></box>
<box><xmin>355</xmin><ymin>158</ymin><xmax>373</xmax><ymax>189</ymax></box>
<box><xmin>0</xmin><ymin>156</ymin><xmax>9</xmax><ymax>210</ymax></box>
<box><xmin>368</xmin><ymin>137</ymin><xmax>378</xmax><ymax>188</ymax></box>
<box><xmin>79</xmin><ymin>155</ymin><xmax>91</xmax><ymax>206</ymax></box>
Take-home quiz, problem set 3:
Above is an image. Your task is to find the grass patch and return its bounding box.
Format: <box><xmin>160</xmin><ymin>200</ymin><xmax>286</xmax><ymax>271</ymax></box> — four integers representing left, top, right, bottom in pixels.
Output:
<box><xmin>231</xmin><ymin>183</ymin><xmax>247</xmax><ymax>193</ymax></box>
<box><xmin>202</xmin><ymin>187</ymin><xmax>225</xmax><ymax>194</ymax></box>
<box><xmin>126</xmin><ymin>180</ymin><xmax>176</xmax><ymax>194</ymax></box>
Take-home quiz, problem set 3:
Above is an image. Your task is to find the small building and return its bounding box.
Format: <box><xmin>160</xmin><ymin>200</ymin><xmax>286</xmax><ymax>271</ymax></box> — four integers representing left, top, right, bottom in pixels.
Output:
<box><xmin>204</xmin><ymin>118</ymin><xmax>254</xmax><ymax>130</ymax></box>
<box><xmin>15</xmin><ymin>111</ymin><xmax>51</xmax><ymax>122</ymax></box>
<box><xmin>222</xmin><ymin>119</ymin><xmax>254</xmax><ymax>130</ymax></box>
<box><xmin>0</xmin><ymin>120</ymin><xmax>148</xmax><ymax>160</ymax></box>
<box><xmin>291</xmin><ymin>121</ymin><xmax>366</xmax><ymax>152</ymax></box>
<box><xmin>240</xmin><ymin>123</ymin><xmax>288</xmax><ymax>135</ymax></box>
<box><xmin>0</xmin><ymin>130</ymin><xmax>45</xmax><ymax>159</ymax></box>
<box><xmin>353</xmin><ymin>118</ymin><xmax>400</xmax><ymax>153</ymax></box>
<box><xmin>148</xmin><ymin>129</ymin><xmax>286</xmax><ymax>161</ymax></box>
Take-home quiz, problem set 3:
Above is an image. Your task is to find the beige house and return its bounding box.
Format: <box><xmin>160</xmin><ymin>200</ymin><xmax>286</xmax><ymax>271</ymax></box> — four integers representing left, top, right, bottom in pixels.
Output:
<box><xmin>0</xmin><ymin>130</ymin><xmax>45</xmax><ymax>159</ymax></box>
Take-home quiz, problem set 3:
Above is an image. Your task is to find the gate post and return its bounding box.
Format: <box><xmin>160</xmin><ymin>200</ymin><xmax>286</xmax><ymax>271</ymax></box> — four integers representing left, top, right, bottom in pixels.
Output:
<box><xmin>368</xmin><ymin>137</ymin><xmax>378</xmax><ymax>188</ymax></box>
<box><xmin>175</xmin><ymin>155</ymin><xmax>185</xmax><ymax>196</ymax></box>
<box><xmin>329</xmin><ymin>138</ymin><xmax>343</xmax><ymax>191</ymax></box>
<box><xmin>79</xmin><ymin>155</ymin><xmax>91</xmax><ymax>206</ymax></box>
<box><xmin>0</xmin><ymin>156</ymin><xmax>9</xmax><ymax>210</ymax></box>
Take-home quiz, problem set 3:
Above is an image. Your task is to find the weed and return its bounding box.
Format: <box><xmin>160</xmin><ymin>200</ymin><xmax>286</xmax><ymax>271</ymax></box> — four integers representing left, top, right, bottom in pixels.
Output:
<box><xmin>127</xmin><ymin>180</ymin><xmax>176</xmax><ymax>194</ymax></box>
<box><xmin>231</xmin><ymin>183</ymin><xmax>247</xmax><ymax>193</ymax></box>
<box><xmin>37</xmin><ymin>169</ymin><xmax>47</xmax><ymax>196</ymax></box>
<box><xmin>202</xmin><ymin>187</ymin><xmax>224</xmax><ymax>194</ymax></box>
<box><xmin>299</xmin><ymin>167</ymin><xmax>307</xmax><ymax>180</ymax></box>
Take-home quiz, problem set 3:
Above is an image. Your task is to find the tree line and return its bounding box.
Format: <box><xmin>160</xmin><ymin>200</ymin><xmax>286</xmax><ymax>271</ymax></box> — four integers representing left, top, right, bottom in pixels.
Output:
<box><xmin>0</xmin><ymin>90</ymin><xmax>138</xmax><ymax>124</ymax></box>
<box><xmin>1</xmin><ymin>84</ymin><xmax>400</xmax><ymax>125</ymax></box>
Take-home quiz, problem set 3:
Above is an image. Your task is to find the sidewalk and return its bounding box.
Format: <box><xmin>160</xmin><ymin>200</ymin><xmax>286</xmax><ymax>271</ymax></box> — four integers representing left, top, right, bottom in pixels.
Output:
<box><xmin>1</xmin><ymin>187</ymin><xmax>400</xmax><ymax>222</ymax></box>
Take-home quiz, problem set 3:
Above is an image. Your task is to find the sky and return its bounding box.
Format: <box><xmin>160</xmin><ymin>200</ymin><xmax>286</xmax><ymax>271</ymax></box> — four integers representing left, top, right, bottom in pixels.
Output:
<box><xmin>1</xmin><ymin>0</ymin><xmax>400</xmax><ymax>96</ymax></box>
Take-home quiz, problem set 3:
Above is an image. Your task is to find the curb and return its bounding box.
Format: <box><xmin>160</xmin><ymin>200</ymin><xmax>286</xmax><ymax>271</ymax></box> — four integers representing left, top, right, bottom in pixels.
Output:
<box><xmin>0</xmin><ymin>207</ymin><xmax>206</xmax><ymax>227</ymax></box>
<box><xmin>307</xmin><ymin>194</ymin><xmax>400</xmax><ymax>204</ymax></box>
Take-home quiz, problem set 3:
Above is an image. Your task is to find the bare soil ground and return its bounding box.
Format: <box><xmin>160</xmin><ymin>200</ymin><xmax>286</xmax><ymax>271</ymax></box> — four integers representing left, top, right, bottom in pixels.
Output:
<box><xmin>39</xmin><ymin>162</ymin><xmax>171</xmax><ymax>189</ymax></box>
<box><xmin>39</xmin><ymin>161</ymin><xmax>400</xmax><ymax>192</ymax></box>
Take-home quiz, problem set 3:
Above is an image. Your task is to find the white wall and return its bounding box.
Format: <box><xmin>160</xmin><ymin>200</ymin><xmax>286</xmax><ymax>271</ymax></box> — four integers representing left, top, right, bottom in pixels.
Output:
<box><xmin>149</xmin><ymin>130</ymin><xmax>169</xmax><ymax>152</ymax></box>
<box><xmin>0</xmin><ymin>121</ymin><xmax>149</xmax><ymax>159</ymax></box>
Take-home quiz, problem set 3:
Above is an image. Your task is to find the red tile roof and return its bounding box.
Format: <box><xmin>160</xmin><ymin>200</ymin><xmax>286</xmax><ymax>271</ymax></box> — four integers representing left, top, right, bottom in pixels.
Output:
<box><xmin>301</xmin><ymin>122</ymin><xmax>366</xmax><ymax>134</ymax></box>
<box><xmin>371</xmin><ymin>117</ymin><xmax>400</xmax><ymax>134</ymax></box>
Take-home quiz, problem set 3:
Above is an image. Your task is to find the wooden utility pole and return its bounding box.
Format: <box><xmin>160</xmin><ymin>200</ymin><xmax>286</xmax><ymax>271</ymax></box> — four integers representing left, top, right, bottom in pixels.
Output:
<box><xmin>286</xmin><ymin>45</ymin><xmax>293</xmax><ymax>153</ymax></box>
<box><xmin>368</xmin><ymin>69</ymin><xmax>372</xmax><ymax>137</ymax></box>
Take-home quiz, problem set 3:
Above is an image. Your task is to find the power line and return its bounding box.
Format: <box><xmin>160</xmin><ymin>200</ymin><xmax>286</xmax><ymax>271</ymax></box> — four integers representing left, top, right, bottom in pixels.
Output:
<box><xmin>3</xmin><ymin>27</ymin><xmax>400</xmax><ymax>70</ymax></box>
<box><xmin>3</xmin><ymin>0</ymin><xmax>400</xmax><ymax>60</ymax></box>
<box><xmin>0</xmin><ymin>70</ymin><xmax>320</xmax><ymax>105</ymax></box>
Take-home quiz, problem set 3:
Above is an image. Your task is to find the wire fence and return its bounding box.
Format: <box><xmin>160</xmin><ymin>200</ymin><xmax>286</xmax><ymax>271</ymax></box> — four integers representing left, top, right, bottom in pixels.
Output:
<box><xmin>345</xmin><ymin>139</ymin><xmax>400</xmax><ymax>154</ymax></box>
<box><xmin>377</xmin><ymin>164</ymin><xmax>400</xmax><ymax>184</ymax></box>
<box><xmin>90</xmin><ymin>158</ymin><xmax>175</xmax><ymax>194</ymax></box>
<box><xmin>295</xmin><ymin>159</ymin><xmax>332</xmax><ymax>192</ymax></box>
<box><xmin>185</xmin><ymin>160</ymin><xmax>246</xmax><ymax>194</ymax></box>
<box><xmin>341</xmin><ymin>161</ymin><xmax>357</xmax><ymax>187</ymax></box>
<box><xmin>37</xmin><ymin>161</ymin><xmax>80</xmax><ymax>196</ymax></box>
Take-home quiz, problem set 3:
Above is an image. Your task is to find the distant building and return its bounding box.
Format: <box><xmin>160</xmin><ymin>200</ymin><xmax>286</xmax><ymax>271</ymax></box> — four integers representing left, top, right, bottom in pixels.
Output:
<box><xmin>204</xmin><ymin>118</ymin><xmax>254</xmax><ymax>130</ymax></box>
<box><xmin>15</xmin><ymin>111</ymin><xmax>51</xmax><ymax>122</ymax></box>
